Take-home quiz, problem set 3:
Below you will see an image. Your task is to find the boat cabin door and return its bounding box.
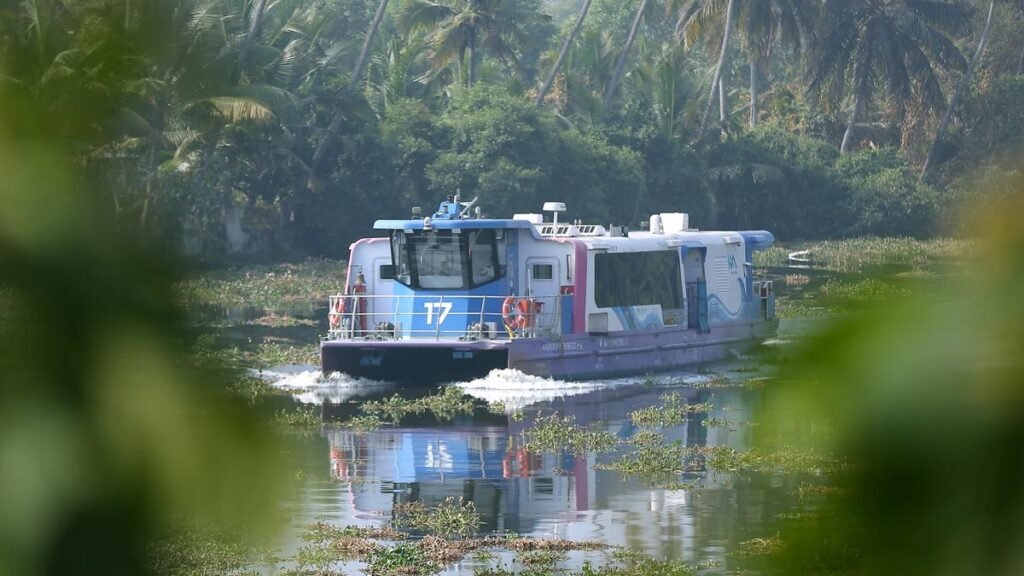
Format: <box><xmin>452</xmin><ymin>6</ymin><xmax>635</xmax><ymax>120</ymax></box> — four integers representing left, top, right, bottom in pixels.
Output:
<box><xmin>371</xmin><ymin>257</ymin><xmax>395</xmax><ymax>325</ymax></box>
<box><xmin>525</xmin><ymin>257</ymin><xmax>560</xmax><ymax>335</ymax></box>
<box><xmin>682</xmin><ymin>247</ymin><xmax>709</xmax><ymax>332</ymax></box>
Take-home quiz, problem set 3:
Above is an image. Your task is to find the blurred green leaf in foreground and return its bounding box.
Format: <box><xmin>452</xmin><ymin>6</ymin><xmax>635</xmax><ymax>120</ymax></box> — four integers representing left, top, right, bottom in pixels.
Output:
<box><xmin>0</xmin><ymin>55</ymin><xmax>283</xmax><ymax>576</ymax></box>
<box><xmin>760</xmin><ymin>174</ymin><xmax>1024</xmax><ymax>575</ymax></box>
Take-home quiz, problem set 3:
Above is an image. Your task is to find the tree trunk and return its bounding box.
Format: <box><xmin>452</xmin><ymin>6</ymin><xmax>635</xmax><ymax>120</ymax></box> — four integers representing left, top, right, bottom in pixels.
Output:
<box><xmin>140</xmin><ymin>146</ymin><xmax>157</xmax><ymax>234</ymax></box>
<box><xmin>749</xmin><ymin>57</ymin><xmax>759</xmax><ymax>128</ymax></box>
<box><xmin>840</xmin><ymin>93</ymin><xmax>863</xmax><ymax>154</ymax></box>
<box><xmin>697</xmin><ymin>0</ymin><xmax>737</xmax><ymax>139</ymax></box>
<box><xmin>603</xmin><ymin>0</ymin><xmax>649</xmax><ymax>110</ymax></box>
<box><xmin>236</xmin><ymin>0</ymin><xmax>269</xmax><ymax>84</ymax></box>
<box><xmin>920</xmin><ymin>0</ymin><xmax>995</xmax><ymax>181</ymax></box>
<box><xmin>349</xmin><ymin>0</ymin><xmax>390</xmax><ymax>91</ymax></box>
<box><xmin>308</xmin><ymin>112</ymin><xmax>344</xmax><ymax>188</ymax></box>
<box><xmin>467</xmin><ymin>30</ymin><xmax>476</xmax><ymax>87</ymax></box>
<box><xmin>719</xmin><ymin>76</ymin><xmax>726</xmax><ymax>124</ymax></box>
<box><xmin>537</xmin><ymin>0</ymin><xmax>592</xmax><ymax>106</ymax></box>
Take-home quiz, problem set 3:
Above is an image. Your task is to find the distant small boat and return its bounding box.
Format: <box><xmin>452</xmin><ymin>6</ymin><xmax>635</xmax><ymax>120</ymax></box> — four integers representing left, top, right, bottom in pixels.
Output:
<box><xmin>788</xmin><ymin>250</ymin><xmax>814</xmax><ymax>264</ymax></box>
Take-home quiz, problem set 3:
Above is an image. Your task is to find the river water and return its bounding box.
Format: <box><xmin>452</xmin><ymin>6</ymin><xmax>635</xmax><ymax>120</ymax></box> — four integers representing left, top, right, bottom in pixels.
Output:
<box><xmin>245</xmin><ymin>315</ymin><xmax>817</xmax><ymax>575</ymax></box>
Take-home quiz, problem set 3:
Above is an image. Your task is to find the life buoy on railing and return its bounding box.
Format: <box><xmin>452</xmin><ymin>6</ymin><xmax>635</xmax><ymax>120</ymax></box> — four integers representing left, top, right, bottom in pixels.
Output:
<box><xmin>329</xmin><ymin>296</ymin><xmax>346</xmax><ymax>330</ymax></box>
<box><xmin>502</xmin><ymin>297</ymin><xmax>533</xmax><ymax>331</ymax></box>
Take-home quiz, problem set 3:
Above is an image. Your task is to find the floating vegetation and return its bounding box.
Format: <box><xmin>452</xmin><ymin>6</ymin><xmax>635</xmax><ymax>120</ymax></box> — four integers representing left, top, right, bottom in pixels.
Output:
<box><xmin>359</xmin><ymin>386</ymin><xmax>476</xmax><ymax>425</ymax></box>
<box><xmin>254</xmin><ymin>341</ymin><xmax>319</xmax><ymax>367</ymax></box>
<box><xmin>301</xmin><ymin>522</ymin><xmax>405</xmax><ymax>544</ymax></box>
<box><xmin>701</xmin><ymin>417</ymin><xmax>731</xmax><ymax>429</ymax></box>
<box><xmin>337</xmin><ymin>414</ymin><xmax>384</xmax><ymax>432</ymax></box>
<box><xmin>228</xmin><ymin>375</ymin><xmax>291</xmax><ymax>403</ymax></box>
<box><xmin>360</xmin><ymin>394</ymin><xmax>424</xmax><ymax>423</ymax></box>
<box><xmin>392</xmin><ymin>498</ymin><xmax>481</xmax><ymax>537</ymax></box>
<box><xmin>798</xmin><ymin>483</ymin><xmax>847</xmax><ymax>500</ymax></box>
<box><xmin>518</xmin><ymin>549</ymin><xmax>567</xmax><ymax>566</ymax></box>
<box><xmin>418</xmin><ymin>385</ymin><xmax>476</xmax><ymax>420</ymax></box>
<box><xmin>598</xmin><ymin>440</ymin><xmax>689</xmax><ymax>487</ymax></box>
<box><xmin>274</xmin><ymin>406</ymin><xmax>321</xmax><ymax>428</ymax></box>
<box><xmin>523</xmin><ymin>413</ymin><xmax>619</xmax><ymax>454</ymax></box>
<box><xmin>148</xmin><ymin>521</ymin><xmax>274</xmax><ymax>576</ymax></box>
<box><xmin>179</xmin><ymin>258</ymin><xmax>344</xmax><ymax>309</ymax></box>
<box><xmin>701</xmin><ymin>446</ymin><xmax>843</xmax><ymax>476</ymax></box>
<box><xmin>754</xmin><ymin>237</ymin><xmax>973</xmax><ymax>274</ymax></box>
<box><xmin>367</xmin><ymin>542</ymin><xmax>438</xmax><ymax>576</ymax></box>
<box><xmin>733</xmin><ymin>533</ymin><xmax>784</xmax><ymax>558</ymax></box>
<box><xmin>630</xmin><ymin>393</ymin><xmax>712</xmax><ymax>427</ymax></box>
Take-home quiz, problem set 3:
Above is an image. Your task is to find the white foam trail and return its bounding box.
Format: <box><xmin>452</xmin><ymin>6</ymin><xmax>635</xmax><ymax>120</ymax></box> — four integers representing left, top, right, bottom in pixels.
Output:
<box><xmin>254</xmin><ymin>366</ymin><xmax>393</xmax><ymax>405</ymax></box>
<box><xmin>453</xmin><ymin>369</ymin><xmax>626</xmax><ymax>412</ymax></box>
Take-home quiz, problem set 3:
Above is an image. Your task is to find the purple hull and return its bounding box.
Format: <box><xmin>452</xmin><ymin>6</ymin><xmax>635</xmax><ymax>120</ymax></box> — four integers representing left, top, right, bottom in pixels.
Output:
<box><xmin>321</xmin><ymin>320</ymin><xmax>777</xmax><ymax>383</ymax></box>
<box><xmin>508</xmin><ymin>321</ymin><xmax>778</xmax><ymax>380</ymax></box>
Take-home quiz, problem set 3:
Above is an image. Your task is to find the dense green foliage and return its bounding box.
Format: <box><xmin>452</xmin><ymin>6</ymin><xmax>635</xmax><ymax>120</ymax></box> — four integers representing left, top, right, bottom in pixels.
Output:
<box><xmin>1</xmin><ymin>0</ymin><xmax>1021</xmax><ymax>261</ymax></box>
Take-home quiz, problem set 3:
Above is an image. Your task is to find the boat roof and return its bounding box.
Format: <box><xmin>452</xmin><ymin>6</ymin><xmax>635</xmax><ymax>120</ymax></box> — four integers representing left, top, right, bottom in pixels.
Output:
<box><xmin>374</xmin><ymin>217</ymin><xmax>773</xmax><ymax>252</ymax></box>
<box><xmin>375</xmin><ymin>218</ymin><xmax>537</xmax><ymax>232</ymax></box>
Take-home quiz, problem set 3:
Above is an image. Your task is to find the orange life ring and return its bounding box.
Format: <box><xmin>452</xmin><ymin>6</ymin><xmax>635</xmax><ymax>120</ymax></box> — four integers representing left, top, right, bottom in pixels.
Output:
<box><xmin>329</xmin><ymin>297</ymin><xmax>346</xmax><ymax>329</ymax></box>
<box><xmin>502</xmin><ymin>297</ymin><xmax>533</xmax><ymax>330</ymax></box>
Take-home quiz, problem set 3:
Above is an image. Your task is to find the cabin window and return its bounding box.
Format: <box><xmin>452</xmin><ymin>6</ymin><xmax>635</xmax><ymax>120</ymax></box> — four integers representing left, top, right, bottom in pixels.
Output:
<box><xmin>390</xmin><ymin>229</ymin><xmax>505</xmax><ymax>290</ymax></box>
<box><xmin>594</xmin><ymin>250</ymin><xmax>683</xmax><ymax>311</ymax></box>
<box><xmin>469</xmin><ymin>230</ymin><xmax>499</xmax><ymax>286</ymax></box>
<box><xmin>379</xmin><ymin>264</ymin><xmax>395</xmax><ymax>281</ymax></box>
<box><xmin>532</xmin><ymin>264</ymin><xmax>554</xmax><ymax>280</ymax></box>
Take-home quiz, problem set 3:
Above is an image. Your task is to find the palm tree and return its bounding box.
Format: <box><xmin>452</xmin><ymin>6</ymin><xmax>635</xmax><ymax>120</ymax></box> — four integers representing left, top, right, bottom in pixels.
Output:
<box><xmin>807</xmin><ymin>0</ymin><xmax>969</xmax><ymax>154</ymax></box>
<box><xmin>673</xmin><ymin>0</ymin><xmax>815</xmax><ymax>130</ymax></box>
<box><xmin>397</xmin><ymin>0</ymin><xmax>539</xmax><ymax>87</ymax></box>
<box><xmin>920</xmin><ymin>0</ymin><xmax>996</xmax><ymax>180</ymax></box>
<box><xmin>536</xmin><ymin>0</ymin><xmax>593</xmax><ymax>106</ymax></box>
<box><xmin>739</xmin><ymin>0</ymin><xmax>816</xmax><ymax>128</ymax></box>
<box><xmin>675</xmin><ymin>0</ymin><xmax>740</xmax><ymax>138</ymax></box>
<box><xmin>350</xmin><ymin>0</ymin><xmax>392</xmax><ymax>91</ymax></box>
<box><xmin>602</xmin><ymin>0</ymin><xmax>651</xmax><ymax>110</ymax></box>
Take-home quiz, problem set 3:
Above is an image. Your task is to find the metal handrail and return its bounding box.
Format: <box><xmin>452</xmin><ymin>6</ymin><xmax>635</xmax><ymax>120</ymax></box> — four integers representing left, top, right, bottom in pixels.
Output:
<box><xmin>324</xmin><ymin>293</ymin><xmax>565</xmax><ymax>342</ymax></box>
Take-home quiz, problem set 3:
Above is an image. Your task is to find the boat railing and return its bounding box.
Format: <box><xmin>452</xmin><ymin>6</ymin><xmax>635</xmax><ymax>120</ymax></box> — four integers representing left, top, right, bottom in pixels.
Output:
<box><xmin>324</xmin><ymin>294</ymin><xmax>566</xmax><ymax>342</ymax></box>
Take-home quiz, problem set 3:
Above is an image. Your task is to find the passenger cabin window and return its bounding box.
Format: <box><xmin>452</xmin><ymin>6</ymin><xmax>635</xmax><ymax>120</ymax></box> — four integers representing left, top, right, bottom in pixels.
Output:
<box><xmin>532</xmin><ymin>264</ymin><xmax>554</xmax><ymax>280</ymax></box>
<box><xmin>594</xmin><ymin>251</ymin><xmax>683</xmax><ymax>311</ymax></box>
<box><xmin>390</xmin><ymin>229</ymin><xmax>505</xmax><ymax>290</ymax></box>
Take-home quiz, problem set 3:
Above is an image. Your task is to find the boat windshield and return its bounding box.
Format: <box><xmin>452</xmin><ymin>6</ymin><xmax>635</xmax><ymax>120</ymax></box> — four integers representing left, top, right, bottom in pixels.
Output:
<box><xmin>391</xmin><ymin>229</ymin><xmax>504</xmax><ymax>290</ymax></box>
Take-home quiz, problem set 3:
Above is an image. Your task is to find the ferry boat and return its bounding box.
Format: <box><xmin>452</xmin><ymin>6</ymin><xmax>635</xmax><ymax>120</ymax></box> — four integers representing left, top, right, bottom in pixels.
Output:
<box><xmin>321</xmin><ymin>196</ymin><xmax>777</xmax><ymax>383</ymax></box>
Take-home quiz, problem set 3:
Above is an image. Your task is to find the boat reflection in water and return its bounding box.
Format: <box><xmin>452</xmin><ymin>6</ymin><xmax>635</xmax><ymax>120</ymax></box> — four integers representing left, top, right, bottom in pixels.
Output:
<box><xmin>313</xmin><ymin>378</ymin><xmax>792</xmax><ymax>568</ymax></box>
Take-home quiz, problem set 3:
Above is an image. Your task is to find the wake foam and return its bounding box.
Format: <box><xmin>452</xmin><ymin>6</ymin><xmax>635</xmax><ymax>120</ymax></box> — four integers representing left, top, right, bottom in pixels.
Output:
<box><xmin>452</xmin><ymin>369</ymin><xmax>621</xmax><ymax>412</ymax></box>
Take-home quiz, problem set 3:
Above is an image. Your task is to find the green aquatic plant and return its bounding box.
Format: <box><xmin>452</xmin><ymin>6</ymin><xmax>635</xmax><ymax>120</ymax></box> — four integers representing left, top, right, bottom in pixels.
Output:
<box><xmin>338</xmin><ymin>414</ymin><xmax>384</xmax><ymax>432</ymax></box>
<box><xmin>753</xmin><ymin>237</ymin><xmax>973</xmax><ymax>274</ymax></box>
<box><xmin>701</xmin><ymin>446</ymin><xmax>842</xmax><ymax>476</ymax></box>
<box><xmin>360</xmin><ymin>394</ymin><xmax>426</xmax><ymax>423</ymax></box>
<box><xmin>368</xmin><ymin>542</ymin><xmax>438</xmax><ymax>576</ymax></box>
<box><xmin>523</xmin><ymin>413</ymin><xmax>619</xmax><ymax>454</ymax></box>
<box><xmin>392</xmin><ymin>498</ymin><xmax>481</xmax><ymax>537</ymax></box>
<box><xmin>179</xmin><ymin>258</ymin><xmax>345</xmax><ymax>309</ymax></box>
<box><xmin>360</xmin><ymin>387</ymin><xmax>476</xmax><ymax>424</ymax></box>
<box><xmin>418</xmin><ymin>385</ymin><xmax>476</xmax><ymax>420</ymax></box>
<box><xmin>630</xmin><ymin>393</ymin><xmax>712</xmax><ymax>427</ymax></box>
<box><xmin>274</xmin><ymin>407</ymin><xmax>321</xmax><ymax>428</ymax></box>
<box><xmin>598</xmin><ymin>440</ymin><xmax>690</xmax><ymax>487</ymax></box>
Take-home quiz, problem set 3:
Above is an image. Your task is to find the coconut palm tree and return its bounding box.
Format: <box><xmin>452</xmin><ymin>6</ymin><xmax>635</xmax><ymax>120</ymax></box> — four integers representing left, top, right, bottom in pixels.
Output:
<box><xmin>602</xmin><ymin>0</ymin><xmax>652</xmax><ymax>110</ymax></box>
<box><xmin>807</xmin><ymin>0</ymin><xmax>969</xmax><ymax>154</ymax></box>
<box><xmin>350</xmin><ymin>0</ymin><xmax>392</xmax><ymax>91</ymax></box>
<box><xmin>675</xmin><ymin>0</ymin><xmax>740</xmax><ymax>138</ymax></box>
<box><xmin>738</xmin><ymin>0</ymin><xmax>816</xmax><ymax>128</ymax></box>
<box><xmin>921</xmin><ymin>0</ymin><xmax>998</xmax><ymax>180</ymax></box>
<box><xmin>673</xmin><ymin>0</ymin><xmax>816</xmax><ymax>131</ymax></box>
<box><xmin>536</xmin><ymin>0</ymin><xmax>592</xmax><ymax>106</ymax></box>
<box><xmin>397</xmin><ymin>0</ymin><xmax>542</xmax><ymax>87</ymax></box>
